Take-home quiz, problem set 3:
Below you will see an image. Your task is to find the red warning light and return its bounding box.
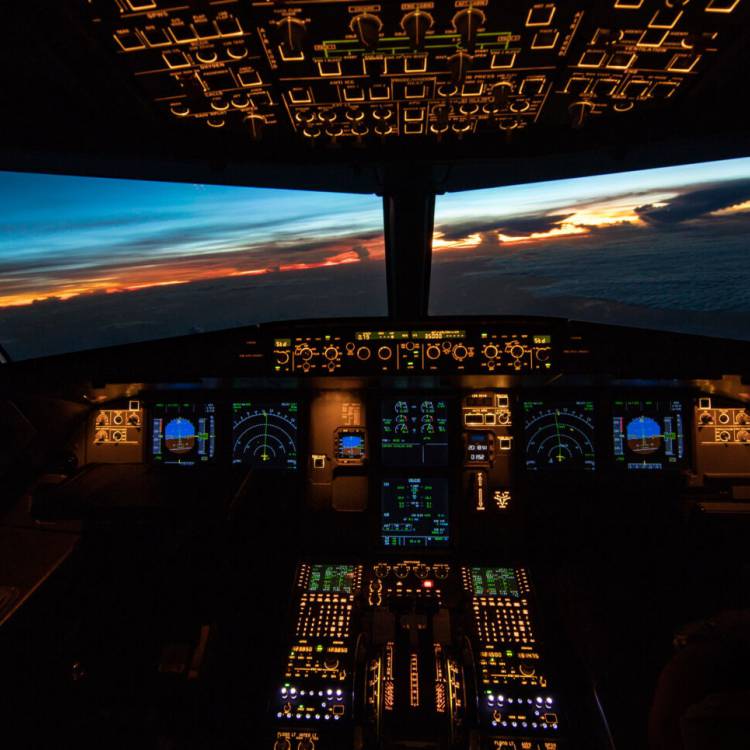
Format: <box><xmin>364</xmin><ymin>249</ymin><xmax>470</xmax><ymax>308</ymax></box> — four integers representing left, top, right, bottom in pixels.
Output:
<box><xmin>423</xmin><ymin>579</ymin><xmax>434</xmax><ymax>588</ymax></box>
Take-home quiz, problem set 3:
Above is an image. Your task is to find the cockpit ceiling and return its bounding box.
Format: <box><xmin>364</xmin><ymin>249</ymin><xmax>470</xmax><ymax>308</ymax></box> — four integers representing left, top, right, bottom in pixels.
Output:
<box><xmin>3</xmin><ymin>1</ymin><xmax>750</xmax><ymax>192</ymax></box>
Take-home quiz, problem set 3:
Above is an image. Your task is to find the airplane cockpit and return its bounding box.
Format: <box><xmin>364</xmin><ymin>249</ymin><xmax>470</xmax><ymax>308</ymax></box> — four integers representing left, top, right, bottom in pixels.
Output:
<box><xmin>2</xmin><ymin>2</ymin><xmax>750</xmax><ymax>749</ymax></box>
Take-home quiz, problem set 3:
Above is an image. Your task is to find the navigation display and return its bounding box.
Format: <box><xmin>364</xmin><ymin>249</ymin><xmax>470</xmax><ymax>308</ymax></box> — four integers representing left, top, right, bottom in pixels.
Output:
<box><xmin>151</xmin><ymin>402</ymin><xmax>216</xmax><ymax>465</ymax></box>
<box><xmin>523</xmin><ymin>400</ymin><xmax>596</xmax><ymax>472</ymax></box>
<box><xmin>307</xmin><ymin>564</ymin><xmax>357</xmax><ymax>594</ymax></box>
<box><xmin>469</xmin><ymin>567</ymin><xmax>520</xmax><ymax>598</ymax></box>
<box><xmin>381</xmin><ymin>478</ymin><xmax>450</xmax><ymax>549</ymax></box>
<box><xmin>232</xmin><ymin>401</ymin><xmax>298</xmax><ymax>469</ymax></box>
<box><xmin>381</xmin><ymin>399</ymin><xmax>449</xmax><ymax>466</ymax></box>
<box><xmin>612</xmin><ymin>399</ymin><xmax>686</xmax><ymax>471</ymax></box>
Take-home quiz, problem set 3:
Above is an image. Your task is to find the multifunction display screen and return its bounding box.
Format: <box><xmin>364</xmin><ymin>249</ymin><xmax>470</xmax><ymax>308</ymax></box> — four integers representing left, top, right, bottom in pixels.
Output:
<box><xmin>307</xmin><ymin>564</ymin><xmax>357</xmax><ymax>594</ymax></box>
<box><xmin>381</xmin><ymin>399</ymin><xmax>449</xmax><ymax>466</ymax></box>
<box><xmin>612</xmin><ymin>399</ymin><xmax>686</xmax><ymax>470</ymax></box>
<box><xmin>232</xmin><ymin>401</ymin><xmax>298</xmax><ymax>469</ymax></box>
<box><xmin>381</xmin><ymin>478</ymin><xmax>450</xmax><ymax>548</ymax></box>
<box><xmin>151</xmin><ymin>402</ymin><xmax>216</xmax><ymax>465</ymax></box>
<box><xmin>523</xmin><ymin>400</ymin><xmax>596</xmax><ymax>472</ymax></box>
<box><xmin>469</xmin><ymin>567</ymin><xmax>520</xmax><ymax>598</ymax></box>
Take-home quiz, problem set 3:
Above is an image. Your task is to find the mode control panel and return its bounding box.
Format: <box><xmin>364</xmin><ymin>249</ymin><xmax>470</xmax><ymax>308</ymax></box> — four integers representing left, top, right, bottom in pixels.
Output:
<box><xmin>270</xmin><ymin>327</ymin><xmax>554</xmax><ymax>376</ymax></box>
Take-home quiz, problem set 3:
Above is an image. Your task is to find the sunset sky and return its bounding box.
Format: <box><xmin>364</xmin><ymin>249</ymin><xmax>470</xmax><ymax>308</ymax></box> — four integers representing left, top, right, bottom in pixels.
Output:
<box><xmin>2</xmin><ymin>156</ymin><xmax>750</xmax><ymax>359</ymax></box>
<box><xmin>0</xmin><ymin>172</ymin><xmax>385</xmax><ymax>308</ymax></box>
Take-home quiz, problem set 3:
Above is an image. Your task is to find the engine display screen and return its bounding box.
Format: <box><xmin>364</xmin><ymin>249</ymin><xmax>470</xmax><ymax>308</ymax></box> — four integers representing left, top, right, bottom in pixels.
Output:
<box><xmin>307</xmin><ymin>564</ymin><xmax>357</xmax><ymax>594</ymax></box>
<box><xmin>381</xmin><ymin>478</ymin><xmax>450</xmax><ymax>548</ymax></box>
<box><xmin>151</xmin><ymin>402</ymin><xmax>216</xmax><ymax>465</ymax></box>
<box><xmin>523</xmin><ymin>400</ymin><xmax>596</xmax><ymax>472</ymax></box>
<box><xmin>469</xmin><ymin>567</ymin><xmax>520</xmax><ymax>598</ymax></box>
<box><xmin>232</xmin><ymin>401</ymin><xmax>299</xmax><ymax>469</ymax></box>
<box><xmin>381</xmin><ymin>399</ymin><xmax>449</xmax><ymax>466</ymax></box>
<box><xmin>612</xmin><ymin>399</ymin><xmax>686</xmax><ymax>470</ymax></box>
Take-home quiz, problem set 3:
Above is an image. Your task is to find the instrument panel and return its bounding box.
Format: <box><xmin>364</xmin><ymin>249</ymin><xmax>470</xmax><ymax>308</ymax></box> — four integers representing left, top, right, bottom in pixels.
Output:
<box><xmin>269</xmin><ymin>327</ymin><xmax>554</xmax><ymax>376</ymax></box>
<box><xmin>85</xmin><ymin>389</ymin><xmax>750</xmax><ymax>486</ymax></box>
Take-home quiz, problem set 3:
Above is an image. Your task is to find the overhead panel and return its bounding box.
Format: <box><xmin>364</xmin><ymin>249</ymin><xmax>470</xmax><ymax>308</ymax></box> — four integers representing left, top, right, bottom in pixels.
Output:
<box><xmin>89</xmin><ymin>0</ymin><xmax>746</xmax><ymax>144</ymax></box>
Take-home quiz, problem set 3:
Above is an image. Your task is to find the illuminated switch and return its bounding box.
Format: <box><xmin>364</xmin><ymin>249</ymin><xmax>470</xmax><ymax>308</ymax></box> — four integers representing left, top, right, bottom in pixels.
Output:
<box><xmin>638</xmin><ymin>28</ymin><xmax>669</xmax><ymax>48</ymax></box>
<box><xmin>312</xmin><ymin>455</ymin><xmax>326</xmax><ymax>469</ymax></box>
<box><xmin>404</xmin><ymin>83</ymin><xmax>428</xmax><ymax>99</ymax></box>
<box><xmin>405</xmin><ymin>55</ymin><xmax>428</xmax><ymax>73</ymax></box>
<box><xmin>650</xmin><ymin>80</ymin><xmax>678</xmax><ymax>98</ymax></box>
<box><xmin>368</xmin><ymin>83</ymin><xmax>389</xmax><ymax>100</ymax></box>
<box><xmin>288</xmin><ymin>87</ymin><xmax>313</xmax><ymax>104</ymax></box>
<box><xmin>196</xmin><ymin>48</ymin><xmax>218</xmax><ymax>64</ymax></box>
<box><xmin>520</xmin><ymin>77</ymin><xmax>545</xmax><ymax>96</ymax></box>
<box><xmin>491</xmin><ymin>51</ymin><xmax>516</xmax><ymax>69</ymax></box>
<box><xmin>169</xmin><ymin>23</ymin><xmax>197</xmax><ymax>43</ymax></box>
<box><xmin>385</xmin><ymin>57</ymin><xmax>404</xmax><ymax>75</ymax></box>
<box><xmin>214</xmin><ymin>15</ymin><xmax>244</xmax><ymax>38</ymax></box>
<box><xmin>374</xmin><ymin>122</ymin><xmax>394</xmax><ymax>136</ymax></box>
<box><xmin>193</xmin><ymin>19</ymin><xmax>219</xmax><ymax>40</ymax></box>
<box><xmin>113</xmin><ymin>29</ymin><xmax>144</xmax><ymax>51</ymax></box>
<box><xmin>607</xmin><ymin>52</ymin><xmax>636</xmax><ymax>69</ymax></box>
<box><xmin>237</xmin><ymin>68</ymin><xmax>262</xmax><ymax>87</ymax></box>
<box><xmin>126</xmin><ymin>0</ymin><xmax>156</xmax><ymax>9</ymax></box>
<box><xmin>452</xmin><ymin>121</ymin><xmax>473</xmax><ymax>133</ymax></box>
<box><xmin>318</xmin><ymin>60</ymin><xmax>342</xmax><ymax>77</ymax></box>
<box><xmin>204</xmin><ymin>70</ymin><xmax>236</xmax><ymax>91</ymax></box>
<box><xmin>614</xmin><ymin>0</ymin><xmax>643</xmax><ymax>6</ymax></box>
<box><xmin>343</xmin><ymin>86</ymin><xmax>365</xmax><ymax>102</ymax></box>
<box><xmin>649</xmin><ymin>8</ymin><xmax>683</xmax><ymax>29</ymax></box>
<box><xmin>564</xmin><ymin>76</ymin><xmax>590</xmax><ymax>96</ymax></box>
<box><xmin>578</xmin><ymin>50</ymin><xmax>605</xmax><ymax>68</ymax></box>
<box><xmin>706</xmin><ymin>0</ymin><xmax>741</xmax><ymax>11</ymax></box>
<box><xmin>142</xmin><ymin>27</ymin><xmax>171</xmax><ymax>47</ymax></box>
<box><xmin>252</xmin><ymin>91</ymin><xmax>272</xmax><ymax>106</ymax></box>
<box><xmin>461</xmin><ymin>81</ymin><xmax>483</xmax><ymax>96</ymax></box>
<box><xmin>227</xmin><ymin>45</ymin><xmax>248</xmax><ymax>60</ymax></box>
<box><xmin>531</xmin><ymin>29</ymin><xmax>559</xmax><ymax>50</ymax></box>
<box><xmin>668</xmin><ymin>53</ymin><xmax>700</xmax><ymax>72</ymax></box>
<box><xmin>624</xmin><ymin>79</ymin><xmax>650</xmax><ymax>97</ymax></box>
<box><xmin>404</xmin><ymin>122</ymin><xmax>424</xmax><ymax>135</ymax></box>
<box><xmin>403</xmin><ymin>107</ymin><xmax>424</xmax><ymax>122</ymax></box>
<box><xmin>526</xmin><ymin>5</ymin><xmax>556</xmax><ymax>27</ymax></box>
<box><xmin>593</xmin><ymin>78</ymin><xmax>619</xmax><ymax>96</ymax></box>
<box><xmin>363</xmin><ymin>57</ymin><xmax>386</xmax><ymax>77</ymax></box>
<box><xmin>162</xmin><ymin>50</ymin><xmax>190</xmax><ymax>69</ymax></box>
<box><xmin>510</xmin><ymin>98</ymin><xmax>531</xmax><ymax>113</ymax></box>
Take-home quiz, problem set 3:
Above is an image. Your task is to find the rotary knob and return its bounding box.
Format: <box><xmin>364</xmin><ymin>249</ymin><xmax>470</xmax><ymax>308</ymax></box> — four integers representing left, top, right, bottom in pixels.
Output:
<box><xmin>569</xmin><ymin>99</ymin><xmax>594</xmax><ymax>130</ymax></box>
<box><xmin>738</xmin><ymin>411</ymin><xmax>750</xmax><ymax>425</ymax></box>
<box><xmin>276</xmin><ymin>16</ymin><xmax>307</xmax><ymax>54</ymax></box>
<box><xmin>426</xmin><ymin>344</ymin><xmax>441</xmax><ymax>360</ymax></box>
<box><xmin>510</xmin><ymin>344</ymin><xmax>525</xmax><ymax>359</ymax></box>
<box><xmin>96</xmin><ymin>413</ymin><xmax>108</xmax><ymax>426</ymax></box>
<box><xmin>324</xmin><ymin>346</ymin><xmax>340</xmax><ymax>361</ymax></box>
<box><xmin>453</xmin><ymin>344</ymin><xmax>468</xmax><ymax>361</ymax></box>
<box><xmin>374</xmin><ymin>563</ymin><xmax>390</xmax><ymax>578</ymax></box>
<box><xmin>537</xmin><ymin>348</ymin><xmax>550</xmax><ymax>362</ymax></box>
<box><xmin>298</xmin><ymin>739</ymin><xmax>315</xmax><ymax>750</ymax></box>
<box><xmin>356</xmin><ymin>346</ymin><xmax>371</xmax><ymax>361</ymax></box>
<box><xmin>299</xmin><ymin>346</ymin><xmax>314</xmax><ymax>361</ymax></box>
<box><xmin>394</xmin><ymin>563</ymin><xmax>409</xmax><ymax>579</ymax></box>
<box><xmin>452</xmin><ymin>7</ymin><xmax>485</xmax><ymax>52</ymax></box>
<box><xmin>377</xmin><ymin>345</ymin><xmax>392</xmax><ymax>361</ymax></box>
<box><xmin>414</xmin><ymin>564</ymin><xmax>430</xmax><ymax>579</ymax></box>
<box><xmin>244</xmin><ymin>113</ymin><xmax>265</xmax><ymax>141</ymax></box>
<box><xmin>448</xmin><ymin>51</ymin><xmax>473</xmax><ymax>84</ymax></box>
<box><xmin>738</xmin><ymin>429</ymin><xmax>750</xmax><ymax>442</ymax></box>
<box><xmin>95</xmin><ymin>429</ymin><xmax>108</xmax><ymax>443</ymax></box>
<box><xmin>483</xmin><ymin>344</ymin><xmax>499</xmax><ymax>360</ymax></box>
<box><xmin>351</xmin><ymin>13</ymin><xmax>382</xmax><ymax>51</ymax></box>
<box><xmin>127</xmin><ymin>412</ymin><xmax>140</xmax><ymax>426</ymax></box>
<box><xmin>273</xmin><ymin>740</ymin><xmax>291</xmax><ymax>750</ymax></box>
<box><xmin>492</xmin><ymin>81</ymin><xmax>513</xmax><ymax>108</ymax></box>
<box><xmin>699</xmin><ymin>412</ymin><xmax>713</xmax><ymax>425</ymax></box>
<box><xmin>402</xmin><ymin>9</ymin><xmax>434</xmax><ymax>49</ymax></box>
<box><xmin>718</xmin><ymin>430</ymin><xmax>731</xmax><ymax>442</ymax></box>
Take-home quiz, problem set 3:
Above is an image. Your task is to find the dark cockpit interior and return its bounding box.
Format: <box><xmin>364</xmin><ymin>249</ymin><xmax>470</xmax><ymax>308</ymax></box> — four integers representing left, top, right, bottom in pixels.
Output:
<box><xmin>2</xmin><ymin>2</ymin><xmax>750</xmax><ymax>749</ymax></box>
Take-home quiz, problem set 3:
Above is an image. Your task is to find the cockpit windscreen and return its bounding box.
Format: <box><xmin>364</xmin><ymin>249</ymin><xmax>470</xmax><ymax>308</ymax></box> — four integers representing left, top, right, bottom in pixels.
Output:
<box><xmin>0</xmin><ymin>171</ymin><xmax>386</xmax><ymax>360</ymax></box>
<box><xmin>431</xmin><ymin>156</ymin><xmax>750</xmax><ymax>343</ymax></box>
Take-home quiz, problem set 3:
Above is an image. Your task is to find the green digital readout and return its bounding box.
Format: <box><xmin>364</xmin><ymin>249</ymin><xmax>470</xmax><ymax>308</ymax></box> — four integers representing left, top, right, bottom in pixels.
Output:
<box><xmin>470</xmin><ymin>567</ymin><xmax>520</xmax><ymax>597</ymax></box>
<box><xmin>307</xmin><ymin>564</ymin><xmax>357</xmax><ymax>594</ymax></box>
